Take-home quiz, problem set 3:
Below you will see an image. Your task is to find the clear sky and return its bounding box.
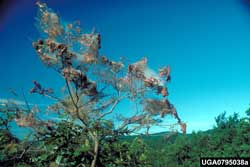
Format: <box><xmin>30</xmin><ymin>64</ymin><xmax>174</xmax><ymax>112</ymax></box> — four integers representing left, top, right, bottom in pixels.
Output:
<box><xmin>1</xmin><ymin>0</ymin><xmax>250</xmax><ymax>133</ymax></box>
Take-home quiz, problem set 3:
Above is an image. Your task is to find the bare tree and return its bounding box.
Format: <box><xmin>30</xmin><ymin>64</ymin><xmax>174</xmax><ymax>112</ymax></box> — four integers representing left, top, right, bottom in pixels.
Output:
<box><xmin>1</xmin><ymin>2</ymin><xmax>186</xmax><ymax>167</ymax></box>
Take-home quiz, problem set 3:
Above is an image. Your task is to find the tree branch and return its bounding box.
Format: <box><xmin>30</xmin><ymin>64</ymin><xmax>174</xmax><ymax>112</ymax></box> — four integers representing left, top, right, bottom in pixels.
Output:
<box><xmin>65</xmin><ymin>80</ymin><xmax>88</xmax><ymax>127</ymax></box>
<box><xmin>98</xmin><ymin>99</ymin><xmax>119</xmax><ymax>119</ymax></box>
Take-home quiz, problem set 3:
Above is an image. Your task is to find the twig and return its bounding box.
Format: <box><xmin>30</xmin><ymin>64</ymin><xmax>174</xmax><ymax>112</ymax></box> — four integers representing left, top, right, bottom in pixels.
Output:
<box><xmin>43</xmin><ymin>93</ymin><xmax>62</xmax><ymax>102</ymax></box>
<box><xmin>22</xmin><ymin>89</ymin><xmax>31</xmax><ymax>112</ymax></box>
<box><xmin>65</xmin><ymin>80</ymin><xmax>78</xmax><ymax>110</ymax></box>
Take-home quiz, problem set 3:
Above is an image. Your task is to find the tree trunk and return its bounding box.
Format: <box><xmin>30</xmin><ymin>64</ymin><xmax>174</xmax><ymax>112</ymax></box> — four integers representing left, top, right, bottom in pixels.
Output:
<box><xmin>90</xmin><ymin>133</ymin><xmax>99</xmax><ymax>167</ymax></box>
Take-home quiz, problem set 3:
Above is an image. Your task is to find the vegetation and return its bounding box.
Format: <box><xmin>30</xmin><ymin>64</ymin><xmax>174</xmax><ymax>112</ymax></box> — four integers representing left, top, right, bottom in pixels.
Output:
<box><xmin>0</xmin><ymin>2</ymin><xmax>183</xmax><ymax>167</ymax></box>
<box><xmin>143</xmin><ymin>110</ymin><xmax>250</xmax><ymax>167</ymax></box>
<box><xmin>1</xmin><ymin>106</ymin><xmax>249</xmax><ymax>166</ymax></box>
<box><xmin>0</xmin><ymin>2</ymin><xmax>249</xmax><ymax>167</ymax></box>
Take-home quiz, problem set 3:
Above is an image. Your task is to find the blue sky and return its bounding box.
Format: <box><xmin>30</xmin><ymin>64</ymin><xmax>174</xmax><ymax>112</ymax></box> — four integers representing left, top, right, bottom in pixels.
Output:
<box><xmin>1</xmin><ymin>0</ymin><xmax>250</xmax><ymax>133</ymax></box>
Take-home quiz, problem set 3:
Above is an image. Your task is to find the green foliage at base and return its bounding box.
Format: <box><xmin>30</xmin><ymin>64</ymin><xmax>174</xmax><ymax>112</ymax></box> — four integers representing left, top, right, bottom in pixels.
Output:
<box><xmin>145</xmin><ymin>111</ymin><xmax>250</xmax><ymax>167</ymax></box>
<box><xmin>0</xmin><ymin>110</ymin><xmax>249</xmax><ymax>167</ymax></box>
<box><xmin>0</xmin><ymin>120</ymin><xmax>151</xmax><ymax>167</ymax></box>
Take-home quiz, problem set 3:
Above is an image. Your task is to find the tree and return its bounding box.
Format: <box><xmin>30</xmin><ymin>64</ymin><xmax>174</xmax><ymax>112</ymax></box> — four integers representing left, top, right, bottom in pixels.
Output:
<box><xmin>0</xmin><ymin>2</ymin><xmax>185</xmax><ymax>166</ymax></box>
